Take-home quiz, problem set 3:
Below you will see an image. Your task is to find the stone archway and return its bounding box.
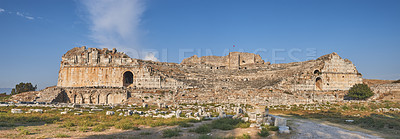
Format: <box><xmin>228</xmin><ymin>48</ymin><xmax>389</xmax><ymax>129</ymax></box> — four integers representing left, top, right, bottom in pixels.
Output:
<box><xmin>314</xmin><ymin>70</ymin><xmax>320</xmax><ymax>74</ymax></box>
<box><xmin>89</xmin><ymin>95</ymin><xmax>92</xmax><ymax>104</ymax></box>
<box><xmin>123</xmin><ymin>71</ymin><xmax>133</xmax><ymax>87</ymax></box>
<box><xmin>105</xmin><ymin>94</ymin><xmax>110</xmax><ymax>104</ymax></box>
<box><xmin>316</xmin><ymin>77</ymin><xmax>322</xmax><ymax>90</ymax></box>
<box><xmin>73</xmin><ymin>94</ymin><xmax>77</xmax><ymax>103</ymax></box>
<box><xmin>72</xmin><ymin>93</ymin><xmax>84</xmax><ymax>104</ymax></box>
<box><xmin>97</xmin><ymin>94</ymin><xmax>100</xmax><ymax>104</ymax></box>
<box><xmin>81</xmin><ymin>94</ymin><xmax>85</xmax><ymax>104</ymax></box>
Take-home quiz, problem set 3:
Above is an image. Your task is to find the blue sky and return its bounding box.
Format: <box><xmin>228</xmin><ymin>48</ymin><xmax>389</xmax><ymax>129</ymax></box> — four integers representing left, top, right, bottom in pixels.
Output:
<box><xmin>0</xmin><ymin>0</ymin><xmax>399</xmax><ymax>89</ymax></box>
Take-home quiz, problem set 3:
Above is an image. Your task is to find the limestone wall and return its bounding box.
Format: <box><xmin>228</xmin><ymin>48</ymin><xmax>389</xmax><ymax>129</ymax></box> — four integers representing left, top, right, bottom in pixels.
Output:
<box><xmin>58</xmin><ymin>66</ymin><xmax>126</xmax><ymax>87</ymax></box>
<box><xmin>319</xmin><ymin>53</ymin><xmax>362</xmax><ymax>90</ymax></box>
<box><xmin>289</xmin><ymin>53</ymin><xmax>362</xmax><ymax>91</ymax></box>
<box><xmin>181</xmin><ymin>52</ymin><xmax>266</xmax><ymax>69</ymax></box>
<box><xmin>63</xmin><ymin>88</ymin><xmax>128</xmax><ymax>104</ymax></box>
<box><xmin>57</xmin><ymin>46</ymin><xmax>184</xmax><ymax>89</ymax></box>
<box><xmin>370</xmin><ymin>83</ymin><xmax>400</xmax><ymax>100</ymax></box>
<box><xmin>49</xmin><ymin>47</ymin><xmax>366</xmax><ymax>105</ymax></box>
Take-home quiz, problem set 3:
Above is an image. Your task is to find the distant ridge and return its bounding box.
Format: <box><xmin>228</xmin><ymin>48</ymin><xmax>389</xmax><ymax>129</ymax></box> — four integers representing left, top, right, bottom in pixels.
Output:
<box><xmin>0</xmin><ymin>88</ymin><xmax>12</xmax><ymax>95</ymax></box>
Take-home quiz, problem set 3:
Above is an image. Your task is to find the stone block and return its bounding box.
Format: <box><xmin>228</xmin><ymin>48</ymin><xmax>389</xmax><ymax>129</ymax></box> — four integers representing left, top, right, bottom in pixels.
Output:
<box><xmin>11</xmin><ymin>109</ymin><xmax>23</xmax><ymax>114</ymax></box>
<box><xmin>279</xmin><ymin>126</ymin><xmax>290</xmax><ymax>134</ymax></box>
<box><xmin>106</xmin><ymin>111</ymin><xmax>115</xmax><ymax>115</ymax></box>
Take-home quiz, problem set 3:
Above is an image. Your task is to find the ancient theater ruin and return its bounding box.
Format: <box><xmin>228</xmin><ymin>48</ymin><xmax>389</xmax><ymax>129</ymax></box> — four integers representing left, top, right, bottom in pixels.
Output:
<box><xmin>18</xmin><ymin>46</ymin><xmax>367</xmax><ymax>105</ymax></box>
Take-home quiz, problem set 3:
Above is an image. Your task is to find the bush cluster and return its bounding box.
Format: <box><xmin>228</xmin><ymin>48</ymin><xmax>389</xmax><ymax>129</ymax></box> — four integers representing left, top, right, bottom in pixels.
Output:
<box><xmin>162</xmin><ymin>128</ymin><xmax>181</xmax><ymax>138</ymax></box>
<box><xmin>347</xmin><ymin>84</ymin><xmax>374</xmax><ymax>100</ymax></box>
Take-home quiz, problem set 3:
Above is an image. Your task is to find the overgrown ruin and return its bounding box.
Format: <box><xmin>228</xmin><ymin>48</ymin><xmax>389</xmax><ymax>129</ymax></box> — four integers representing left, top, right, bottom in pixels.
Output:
<box><xmin>11</xmin><ymin>46</ymin><xmax>400</xmax><ymax>105</ymax></box>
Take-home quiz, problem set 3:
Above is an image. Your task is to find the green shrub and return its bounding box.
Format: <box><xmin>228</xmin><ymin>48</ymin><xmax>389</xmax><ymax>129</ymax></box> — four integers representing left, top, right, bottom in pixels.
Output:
<box><xmin>115</xmin><ymin>122</ymin><xmax>140</xmax><ymax>130</ymax></box>
<box><xmin>268</xmin><ymin>126</ymin><xmax>279</xmax><ymax>131</ymax></box>
<box><xmin>55</xmin><ymin>134</ymin><xmax>70</xmax><ymax>138</ymax></box>
<box><xmin>11</xmin><ymin>82</ymin><xmax>37</xmax><ymax>95</ymax></box>
<box><xmin>179</xmin><ymin>122</ymin><xmax>193</xmax><ymax>127</ymax></box>
<box><xmin>77</xmin><ymin>120</ymin><xmax>97</xmax><ymax>127</ymax></box>
<box><xmin>139</xmin><ymin>132</ymin><xmax>152</xmax><ymax>135</ymax></box>
<box><xmin>79</xmin><ymin>126</ymin><xmax>89</xmax><ymax>132</ymax></box>
<box><xmin>192</xmin><ymin>124</ymin><xmax>211</xmax><ymax>134</ymax></box>
<box><xmin>92</xmin><ymin>124</ymin><xmax>108</xmax><ymax>132</ymax></box>
<box><xmin>15</xmin><ymin>126</ymin><xmax>25</xmax><ymax>131</ymax></box>
<box><xmin>393</xmin><ymin>80</ymin><xmax>400</xmax><ymax>83</ymax></box>
<box><xmin>188</xmin><ymin>119</ymin><xmax>201</xmax><ymax>123</ymax></box>
<box><xmin>59</xmin><ymin>122</ymin><xmax>76</xmax><ymax>128</ymax></box>
<box><xmin>240</xmin><ymin>134</ymin><xmax>251</xmax><ymax>139</ymax></box>
<box><xmin>347</xmin><ymin>84</ymin><xmax>374</xmax><ymax>100</ymax></box>
<box><xmin>198</xmin><ymin>134</ymin><xmax>213</xmax><ymax>139</ymax></box>
<box><xmin>210</xmin><ymin>118</ymin><xmax>243</xmax><ymax>130</ymax></box>
<box><xmin>236</xmin><ymin>122</ymin><xmax>250</xmax><ymax>128</ymax></box>
<box><xmin>162</xmin><ymin>128</ymin><xmax>181</xmax><ymax>138</ymax></box>
<box><xmin>66</xmin><ymin>127</ymin><xmax>76</xmax><ymax>131</ymax></box>
<box><xmin>0</xmin><ymin>123</ymin><xmax>15</xmax><ymax>127</ymax></box>
<box><xmin>19</xmin><ymin>129</ymin><xmax>31</xmax><ymax>135</ymax></box>
<box><xmin>258</xmin><ymin>128</ymin><xmax>269</xmax><ymax>137</ymax></box>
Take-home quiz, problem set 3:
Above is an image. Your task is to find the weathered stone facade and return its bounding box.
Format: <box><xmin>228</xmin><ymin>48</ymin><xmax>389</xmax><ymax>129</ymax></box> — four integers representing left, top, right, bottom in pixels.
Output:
<box><xmin>21</xmin><ymin>46</ymin><xmax>368</xmax><ymax>105</ymax></box>
<box><xmin>181</xmin><ymin>52</ymin><xmax>268</xmax><ymax>70</ymax></box>
<box><xmin>57</xmin><ymin>46</ymin><xmax>184</xmax><ymax>89</ymax></box>
<box><xmin>288</xmin><ymin>53</ymin><xmax>363</xmax><ymax>91</ymax></box>
<box><xmin>370</xmin><ymin>83</ymin><xmax>400</xmax><ymax>101</ymax></box>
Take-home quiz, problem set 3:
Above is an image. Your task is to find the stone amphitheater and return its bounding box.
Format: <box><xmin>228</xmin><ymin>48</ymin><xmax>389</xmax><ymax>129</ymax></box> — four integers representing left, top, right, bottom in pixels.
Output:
<box><xmin>11</xmin><ymin>46</ymin><xmax>400</xmax><ymax>105</ymax></box>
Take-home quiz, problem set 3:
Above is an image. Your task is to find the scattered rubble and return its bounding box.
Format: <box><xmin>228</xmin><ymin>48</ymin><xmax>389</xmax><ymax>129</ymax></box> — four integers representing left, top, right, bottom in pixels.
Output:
<box><xmin>11</xmin><ymin>109</ymin><xmax>23</xmax><ymax>114</ymax></box>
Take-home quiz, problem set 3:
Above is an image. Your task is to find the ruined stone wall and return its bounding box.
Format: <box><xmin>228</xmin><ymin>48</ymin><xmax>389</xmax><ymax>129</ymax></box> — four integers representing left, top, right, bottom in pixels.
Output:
<box><xmin>370</xmin><ymin>83</ymin><xmax>400</xmax><ymax>101</ymax></box>
<box><xmin>58</xmin><ymin>66</ymin><xmax>127</xmax><ymax>87</ymax></box>
<box><xmin>63</xmin><ymin>88</ymin><xmax>128</xmax><ymax>104</ymax></box>
<box><xmin>57</xmin><ymin>46</ymin><xmax>184</xmax><ymax>89</ymax></box>
<box><xmin>126</xmin><ymin>89</ymin><xmax>347</xmax><ymax>106</ymax></box>
<box><xmin>181</xmin><ymin>52</ymin><xmax>266</xmax><ymax>69</ymax></box>
<box><xmin>42</xmin><ymin>47</ymin><xmax>366</xmax><ymax>104</ymax></box>
<box><xmin>289</xmin><ymin>53</ymin><xmax>362</xmax><ymax>91</ymax></box>
<box><xmin>318</xmin><ymin>53</ymin><xmax>362</xmax><ymax>90</ymax></box>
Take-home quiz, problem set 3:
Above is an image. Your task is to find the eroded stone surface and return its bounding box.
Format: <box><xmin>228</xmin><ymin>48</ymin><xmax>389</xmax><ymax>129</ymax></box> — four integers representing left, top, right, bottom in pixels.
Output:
<box><xmin>12</xmin><ymin>46</ymin><xmax>399</xmax><ymax>105</ymax></box>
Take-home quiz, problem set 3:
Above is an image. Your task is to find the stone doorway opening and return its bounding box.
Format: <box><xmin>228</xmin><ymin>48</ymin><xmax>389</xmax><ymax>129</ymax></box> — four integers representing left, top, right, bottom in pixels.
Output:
<box><xmin>73</xmin><ymin>94</ymin><xmax>77</xmax><ymax>103</ymax></box>
<box><xmin>314</xmin><ymin>70</ymin><xmax>320</xmax><ymax>74</ymax></box>
<box><xmin>316</xmin><ymin>77</ymin><xmax>322</xmax><ymax>90</ymax></box>
<box><xmin>123</xmin><ymin>71</ymin><xmax>133</xmax><ymax>87</ymax></box>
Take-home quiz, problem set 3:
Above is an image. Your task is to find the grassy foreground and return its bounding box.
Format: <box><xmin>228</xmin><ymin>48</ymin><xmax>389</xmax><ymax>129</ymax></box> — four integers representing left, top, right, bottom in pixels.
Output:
<box><xmin>0</xmin><ymin>106</ymin><xmax>255</xmax><ymax>138</ymax></box>
<box><xmin>0</xmin><ymin>106</ymin><xmax>201</xmax><ymax>138</ymax></box>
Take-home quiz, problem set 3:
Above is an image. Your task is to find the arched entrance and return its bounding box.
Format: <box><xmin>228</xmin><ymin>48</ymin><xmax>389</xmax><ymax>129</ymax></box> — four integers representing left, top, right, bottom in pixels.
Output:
<box><xmin>123</xmin><ymin>71</ymin><xmax>133</xmax><ymax>87</ymax></box>
<box><xmin>316</xmin><ymin>77</ymin><xmax>322</xmax><ymax>90</ymax></box>
<box><xmin>97</xmin><ymin>94</ymin><xmax>100</xmax><ymax>104</ymax></box>
<box><xmin>73</xmin><ymin>94</ymin><xmax>77</xmax><ymax>103</ymax></box>
<box><xmin>105</xmin><ymin>94</ymin><xmax>110</xmax><ymax>104</ymax></box>
<box><xmin>314</xmin><ymin>70</ymin><xmax>320</xmax><ymax>74</ymax></box>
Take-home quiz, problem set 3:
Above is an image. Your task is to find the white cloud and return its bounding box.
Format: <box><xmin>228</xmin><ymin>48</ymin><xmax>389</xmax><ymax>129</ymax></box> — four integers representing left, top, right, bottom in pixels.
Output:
<box><xmin>144</xmin><ymin>52</ymin><xmax>159</xmax><ymax>62</ymax></box>
<box><xmin>81</xmin><ymin>0</ymin><xmax>145</xmax><ymax>58</ymax></box>
<box><xmin>16</xmin><ymin>12</ymin><xmax>23</xmax><ymax>16</ymax></box>
<box><xmin>25</xmin><ymin>16</ymin><xmax>34</xmax><ymax>20</ymax></box>
<box><xmin>16</xmin><ymin>11</ymin><xmax>35</xmax><ymax>20</ymax></box>
<box><xmin>0</xmin><ymin>8</ymin><xmax>37</xmax><ymax>20</ymax></box>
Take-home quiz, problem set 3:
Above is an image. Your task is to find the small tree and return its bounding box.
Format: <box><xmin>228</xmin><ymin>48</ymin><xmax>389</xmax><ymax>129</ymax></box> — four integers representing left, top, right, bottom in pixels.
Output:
<box><xmin>347</xmin><ymin>84</ymin><xmax>373</xmax><ymax>100</ymax></box>
<box><xmin>11</xmin><ymin>82</ymin><xmax>37</xmax><ymax>95</ymax></box>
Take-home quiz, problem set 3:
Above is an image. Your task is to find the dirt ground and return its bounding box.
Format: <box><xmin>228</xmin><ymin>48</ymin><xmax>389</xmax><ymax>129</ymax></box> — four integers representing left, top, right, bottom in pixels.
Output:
<box><xmin>288</xmin><ymin>118</ymin><xmax>382</xmax><ymax>139</ymax></box>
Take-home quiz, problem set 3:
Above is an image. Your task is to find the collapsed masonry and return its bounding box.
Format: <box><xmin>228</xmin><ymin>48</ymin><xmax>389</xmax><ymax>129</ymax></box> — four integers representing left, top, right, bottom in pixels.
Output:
<box><xmin>15</xmin><ymin>46</ymin><xmax>370</xmax><ymax>105</ymax></box>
